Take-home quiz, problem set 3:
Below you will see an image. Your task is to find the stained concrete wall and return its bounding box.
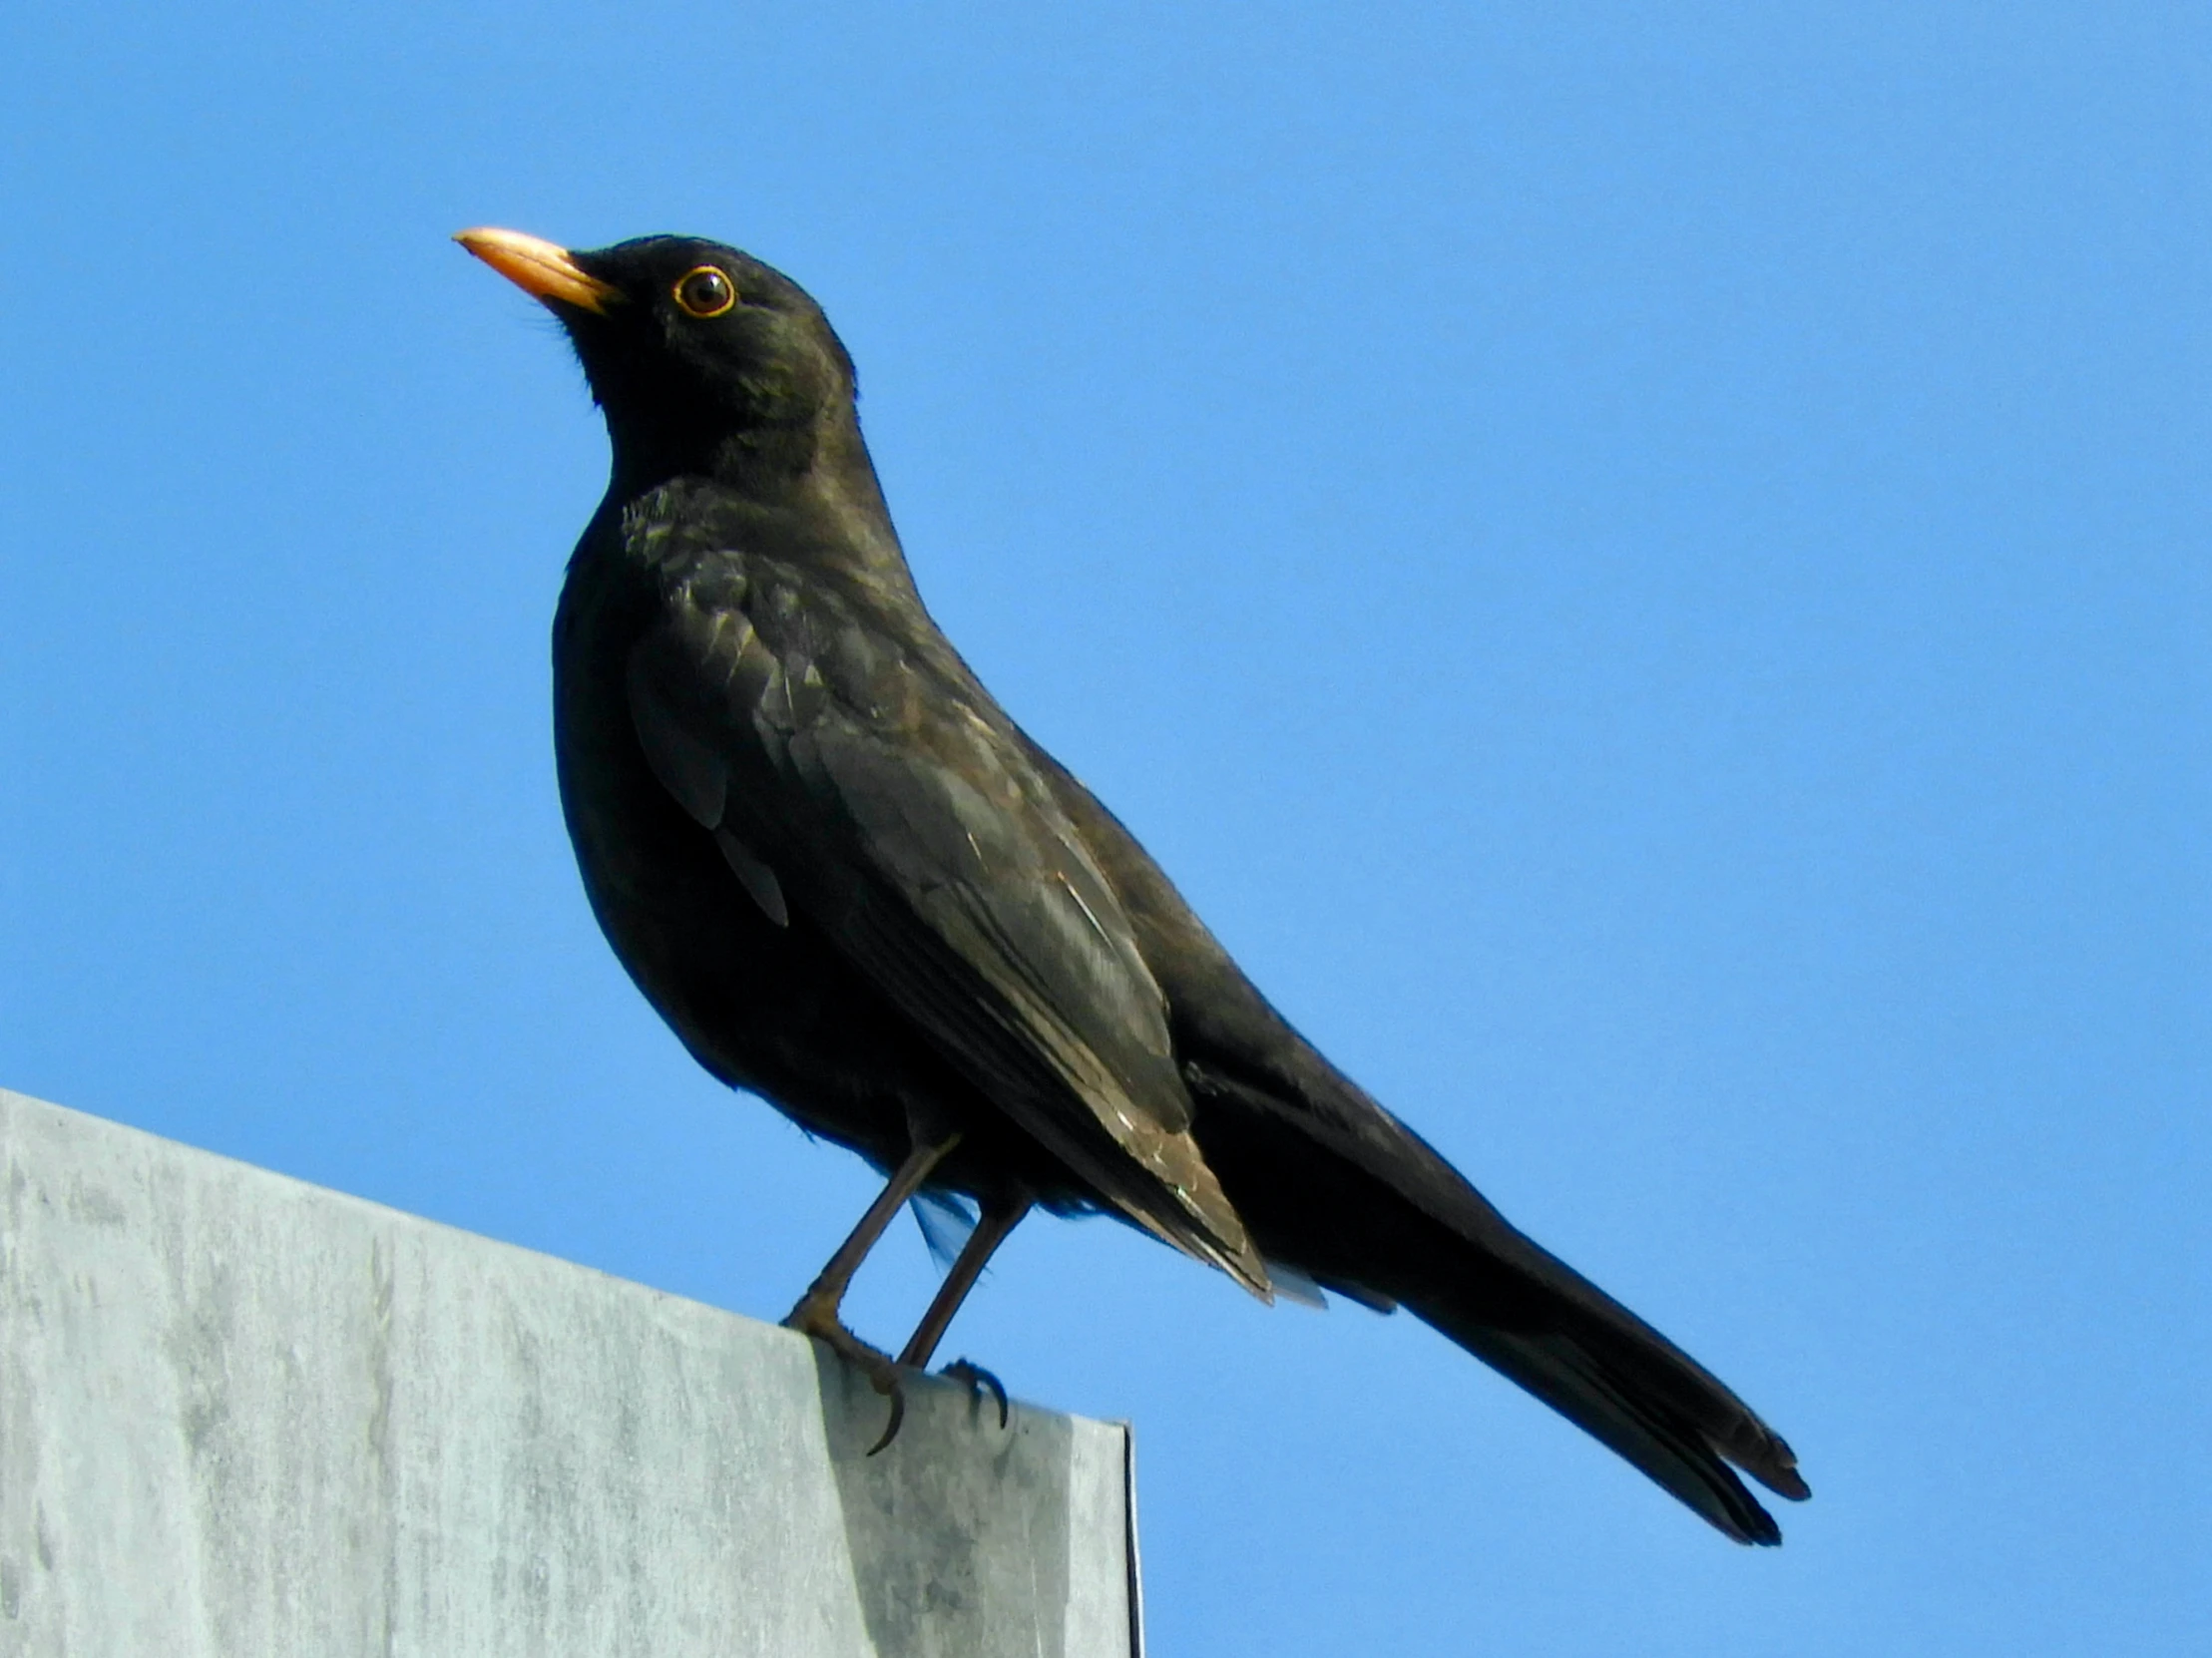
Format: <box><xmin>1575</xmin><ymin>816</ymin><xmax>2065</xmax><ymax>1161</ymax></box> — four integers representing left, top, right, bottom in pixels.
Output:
<box><xmin>0</xmin><ymin>1088</ymin><xmax>1141</xmax><ymax>1658</ymax></box>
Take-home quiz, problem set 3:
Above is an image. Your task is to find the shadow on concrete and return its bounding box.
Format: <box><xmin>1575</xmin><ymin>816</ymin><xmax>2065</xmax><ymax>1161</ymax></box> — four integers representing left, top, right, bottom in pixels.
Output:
<box><xmin>811</xmin><ymin>1346</ymin><xmax>1076</xmax><ymax>1658</ymax></box>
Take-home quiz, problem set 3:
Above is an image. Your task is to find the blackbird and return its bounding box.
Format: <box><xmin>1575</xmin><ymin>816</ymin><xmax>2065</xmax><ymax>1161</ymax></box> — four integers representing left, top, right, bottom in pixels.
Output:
<box><xmin>458</xmin><ymin>226</ymin><xmax>1810</xmax><ymax>1543</ymax></box>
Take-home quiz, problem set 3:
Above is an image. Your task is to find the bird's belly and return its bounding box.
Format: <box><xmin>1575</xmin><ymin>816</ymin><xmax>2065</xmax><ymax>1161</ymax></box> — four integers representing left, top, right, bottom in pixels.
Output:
<box><xmin>551</xmin><ymin>616</ymin><xmax>949</xmax><ymax>1160</ymax></box>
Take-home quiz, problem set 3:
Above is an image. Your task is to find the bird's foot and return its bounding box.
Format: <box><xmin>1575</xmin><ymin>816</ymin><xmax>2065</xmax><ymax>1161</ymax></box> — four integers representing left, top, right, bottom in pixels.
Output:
<box><xmin>942</xmin><ymin>1357</ymin><xmax>1010</xmax><ymax>1429</ymax></box>
<box><xmin>785</xmin><ymin>1292</ymin><xmax>908</xmax><ymax>1454</ymax></box>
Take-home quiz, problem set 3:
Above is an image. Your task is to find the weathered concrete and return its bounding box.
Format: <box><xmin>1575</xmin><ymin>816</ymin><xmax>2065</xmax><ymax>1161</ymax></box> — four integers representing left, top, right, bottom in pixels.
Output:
<box><xmin>0</xmin><ymin>1088</ymin><xmax>1142</xmax><ymax>1658</ymax></box>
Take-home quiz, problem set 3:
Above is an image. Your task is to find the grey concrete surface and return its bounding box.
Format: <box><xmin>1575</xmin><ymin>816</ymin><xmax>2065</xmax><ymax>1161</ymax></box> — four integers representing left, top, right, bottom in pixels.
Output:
<box><xmin>0</xmin><ymin>1088</ymin><xmax>1141</xmax><ymax>1658</ymax></box>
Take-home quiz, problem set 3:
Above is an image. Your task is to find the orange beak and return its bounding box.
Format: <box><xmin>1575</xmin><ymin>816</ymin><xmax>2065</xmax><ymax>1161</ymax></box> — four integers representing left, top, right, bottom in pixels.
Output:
<box><xmin>454</xmin><ymin>227</ymin><xmax>621</xmax><ymax>314</ymax></box>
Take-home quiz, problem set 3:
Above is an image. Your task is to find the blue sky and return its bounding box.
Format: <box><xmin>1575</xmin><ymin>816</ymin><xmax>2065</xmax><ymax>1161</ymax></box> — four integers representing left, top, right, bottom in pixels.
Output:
<box><xmin>3</xmin><ymin>4</ymin><xmax>2204</xmax><ymax>1652</ymax></box>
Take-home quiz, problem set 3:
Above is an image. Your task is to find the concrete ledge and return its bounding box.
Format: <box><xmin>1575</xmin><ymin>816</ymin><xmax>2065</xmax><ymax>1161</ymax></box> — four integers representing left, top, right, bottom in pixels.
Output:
<box><xmin>0</xmin><ymin>1088</ymin><xmax>1141</xmax><ymax>1657</ymax></box>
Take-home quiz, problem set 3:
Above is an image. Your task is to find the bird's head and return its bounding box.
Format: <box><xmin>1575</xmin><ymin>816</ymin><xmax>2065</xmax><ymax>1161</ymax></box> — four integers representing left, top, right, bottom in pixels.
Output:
<box><xmin>457</xmin><ymin>227</ymin><xmax>870</xmax><ymax>502</ymax></box>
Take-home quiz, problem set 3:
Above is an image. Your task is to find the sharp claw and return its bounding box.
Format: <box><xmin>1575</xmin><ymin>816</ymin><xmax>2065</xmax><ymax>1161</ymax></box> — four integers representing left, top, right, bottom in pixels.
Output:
<box><xmin>944</xmin><ymin>1358</ymin><xmax>1010</xmax><ymax>1429</ymax></box>
<box><xmin>865</xmin><ymin>1381</ymin><xmax>907</xmax><ymax>1455</ymax></box>
<box><xmin>786</xmin><ymin>1295</ymin><xmax>910</xmax><ymax>1453</ymax></box>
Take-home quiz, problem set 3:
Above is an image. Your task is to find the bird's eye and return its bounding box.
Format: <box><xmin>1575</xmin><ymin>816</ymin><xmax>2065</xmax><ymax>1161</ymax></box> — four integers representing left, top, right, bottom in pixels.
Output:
<box><xmin>673</xmin><ymin>266</ymin><xmax>736</xmax><ymax>317</ymax></box>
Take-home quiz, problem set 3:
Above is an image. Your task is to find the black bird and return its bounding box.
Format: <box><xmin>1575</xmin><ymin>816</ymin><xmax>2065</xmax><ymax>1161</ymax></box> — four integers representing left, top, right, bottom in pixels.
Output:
<box><xmin>458</xmin><ymin>226</ymin><xmax>1811</xmax><ymax>1543</ymax></box>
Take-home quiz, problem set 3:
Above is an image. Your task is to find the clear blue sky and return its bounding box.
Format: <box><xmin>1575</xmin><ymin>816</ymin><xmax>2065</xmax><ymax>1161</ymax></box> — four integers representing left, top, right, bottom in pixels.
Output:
<box><xmin>3</xmin><ymin>4</ymin><xmax>2203</xmax><ymax>1652</ymax></box>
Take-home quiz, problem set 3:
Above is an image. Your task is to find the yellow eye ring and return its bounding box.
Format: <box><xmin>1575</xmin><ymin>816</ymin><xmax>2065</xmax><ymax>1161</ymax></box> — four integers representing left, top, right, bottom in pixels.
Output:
<box><xmin>673</xmin><ymin>265</ymin><xmax>736</xmax><ymax>317</ymax></box>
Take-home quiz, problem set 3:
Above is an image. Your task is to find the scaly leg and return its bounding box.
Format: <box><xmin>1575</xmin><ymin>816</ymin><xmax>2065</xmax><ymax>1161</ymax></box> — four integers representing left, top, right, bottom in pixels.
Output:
<box><xmin>786</xmin><ymin>1131</ymin><xmax>961</xmax><ymax>1453</ymax></box>
<box><xmin>897</xmin><ymin>1195</ymin><xmax>1031</xmax><ymax>1427</ymax></box>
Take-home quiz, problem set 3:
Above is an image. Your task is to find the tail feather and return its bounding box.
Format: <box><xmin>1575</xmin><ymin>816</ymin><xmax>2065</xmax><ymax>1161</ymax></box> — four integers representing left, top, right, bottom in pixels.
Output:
<box><xmin>1403</xmin><ymin>1224</ymin><xmax>1809</xmax><ymax>1542</ymax></box>
<box><xmin>1418</xmin><ymin>1306</ymin><xmax>1788</xmax><ymax>1544</ymax></box>
<box><xmin>1158</xmin><ymin>1058</ymin><xmax>1809</xmax><ymax>1539</ymax></box>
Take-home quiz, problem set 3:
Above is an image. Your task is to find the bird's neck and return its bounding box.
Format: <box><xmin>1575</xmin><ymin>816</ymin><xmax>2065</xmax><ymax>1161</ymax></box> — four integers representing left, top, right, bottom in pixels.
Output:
<box><xmin>603</xmin><ymin>414</ymin><xmax>920</xmax><ymax>596</ymax></box>
<box><xmin>609</xmin><ymin>397</ymin><xmax>879</xmax><ymax>500</ymax></box>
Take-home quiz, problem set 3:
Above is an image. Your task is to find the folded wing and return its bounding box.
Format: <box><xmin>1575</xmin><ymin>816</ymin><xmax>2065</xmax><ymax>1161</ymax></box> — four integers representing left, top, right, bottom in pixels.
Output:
<box><xmin>621</xmin><ymin>511</ymin><xmax>1269</xmax><ymax>1298</ymax></box>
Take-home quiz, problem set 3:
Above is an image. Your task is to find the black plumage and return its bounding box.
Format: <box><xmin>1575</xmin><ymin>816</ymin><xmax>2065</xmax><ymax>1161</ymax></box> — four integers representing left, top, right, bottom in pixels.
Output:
<box><xmin>458</xmin><ymin>227</ymin><xmax>1810</xmax><ymax>1542</ymax></box>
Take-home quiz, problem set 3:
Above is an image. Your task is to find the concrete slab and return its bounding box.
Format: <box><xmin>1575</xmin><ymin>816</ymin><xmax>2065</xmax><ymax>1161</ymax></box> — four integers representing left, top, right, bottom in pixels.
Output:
<box><xmin>0</xmin><ymin>1088</ymin><xmax>1141</xmax><ymax>1658</ymax></box>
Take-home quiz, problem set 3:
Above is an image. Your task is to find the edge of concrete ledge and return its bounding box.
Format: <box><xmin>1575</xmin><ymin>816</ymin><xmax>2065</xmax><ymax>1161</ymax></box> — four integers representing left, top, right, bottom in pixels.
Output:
<box><xmin>1</xmin><ymin>1085</ymin><xmax>1143</xmax><ymax>1658</ymax></box>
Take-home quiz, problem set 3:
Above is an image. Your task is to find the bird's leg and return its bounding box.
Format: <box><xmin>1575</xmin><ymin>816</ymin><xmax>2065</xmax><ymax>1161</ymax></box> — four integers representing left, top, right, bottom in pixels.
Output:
<box><xmin>897</xmin><ymin>1194</ymin><xmax>1031</xmax><ymax>1428</ymax></box>
<box><xmin>787</xmin><ymin>1131</ymin><xmax>964</xmax><ymax>1330</ymax></box>
<box><xmin>896</xmin><ymin>1194</ymin><xmax>1028</xmax><ymax>1369</ymax></box>
<box><xmin>785</xmin><ymin>1130</ymin><xmax>962</xmax><ymax>1453</ymax></box>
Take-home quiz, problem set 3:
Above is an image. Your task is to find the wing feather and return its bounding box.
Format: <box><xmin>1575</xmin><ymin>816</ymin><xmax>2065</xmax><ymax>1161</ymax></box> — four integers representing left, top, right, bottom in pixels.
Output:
<box><xmin>625</xmin><ymin>525</ymin><xmax>1268</xmax><ymax>1296</ymax></box>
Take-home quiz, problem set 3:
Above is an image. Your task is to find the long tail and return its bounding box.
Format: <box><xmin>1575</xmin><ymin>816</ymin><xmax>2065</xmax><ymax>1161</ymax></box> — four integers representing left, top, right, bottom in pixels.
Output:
<box><xmin>1176</xmin><ymin>1059</ymin><xmax>1809</xmax><ymax>1542</ymax></box>
<box><xmin>1398</xmin><ymin>1232</ymin><xmax>1809</xmax><ymax>1545</ymax></box>
<box><xmin>1028</xmin><ymin>730</ymin><xmax>1811</xmax><ymax>1537</ymax></box>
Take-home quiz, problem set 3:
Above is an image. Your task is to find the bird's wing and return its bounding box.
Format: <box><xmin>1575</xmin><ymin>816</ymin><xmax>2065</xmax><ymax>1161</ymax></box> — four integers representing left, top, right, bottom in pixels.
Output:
<box><xmin>622</xmin><ymin>527</ymin><xmax>1268</xmax><ymax>1297</ymax></box>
